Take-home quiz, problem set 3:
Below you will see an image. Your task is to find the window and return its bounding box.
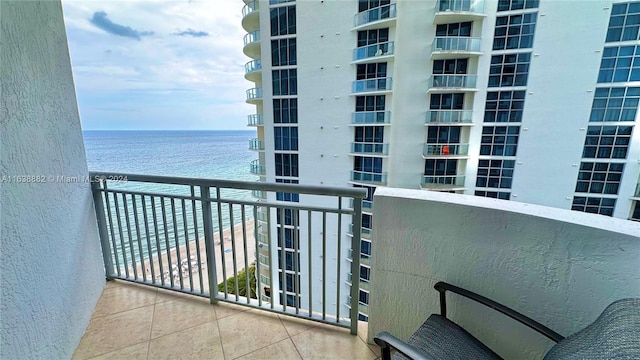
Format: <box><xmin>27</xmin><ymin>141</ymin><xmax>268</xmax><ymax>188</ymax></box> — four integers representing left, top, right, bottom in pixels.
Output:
<box><xmin>597</xmin><ymin>45</ymin><xmax>640</xmax><ymax>83</ymax></box>
<box><xmin>353</xmin><ymin>185</ymin><xmax>376</xmax><ymax>202</ymax></box>
<box><xmin>276</xmin><ymin>228</ymin><xmax>299</xmax><ymax>248</ymax></box>
<box><xmin>476</xmin><ymin>159</ymin><xmax>515</xmax><ymax>189</ymax></box>
<box><xmin>270</xmin><ymin>6</ymin><xmax>296</xmax><ymax>36</ymax></box>
<box><xmin>582</xmin><ymin>126</ymin><xmax>633</xmax><ymax>159</ymax></box>
<box><xmin>358</xmin><ymin>290</ymin><xmax>369</xmax><ymax>304</ymax></box>
<box><xmin>424</xmin><ymin>159</ymin><xmax>458</xmax><ymax>176</ymax></box>
<box><xmin>484</xmin><ymin>90</ymin><xmax>526</xmax><ymax>122</ymax></box>
<box><xmin>360</xmin><ymin>266</ymin><xmax>370</xmax><ymax>281</ymax></box>
<box><xmin>475</xmin><ymin>190</ymin><xmax>511</xmax><ymax>200</ymax></box>
<box><xmin>430</xmin><ymin>93</ymin><xmax>464</xmax><ymax>110</ymax></box>
<box><xmin>355</xmin><ymin>127</ymin><xmax>384</xmax><ymax>143</ymax></box>
<box><xmin>497</xmin><ymin>0</ymin><xmax>539</xmax><ymax>11</ymax></box>
<box><xmin>489</xmin><ymin>53</ymin><xmax>531</xmax><ymax>87</ymax></box>
<box><xmin>273</xmin><ymin>99</ymin><xmax>298</xmax><ymax>124</ymax></box>
<box><xmin>272</xmin><ymin>69</ymin><xmax>297</xmax><ymax>96</ymax></box>
<box><xmin>361</xmin><ymin>240</ymin><xmax>372</xmax><ymax>256</ymax></box>
<box><xmin>480</xmin><ymin>126</ymin><xmax>520</xmax><ymax>156</ymax></box>
<box><xmin>356</xmin><ymin>95</ymin><xmax>385</xmax><ymax>111</ymax></box>
<box><xmin>631</xmin><ymin>201</ymin><xmax>640</xmax><ymax>221</ymax></box>
<box><xmin>436</xmin><ymin>22</ymin><xmax>472</xmax><ymax>37</ymax></box>
<box><xmin>571</xmin><ymin>197</ymin><xmax>616</xmax><ymax>217</ymax></box>
<box><xmin>274</xmin><ymin>127</ymin><xmax>298</xmax><ymax>151</ymax></box>
<box><xmin>433</xmin><ymin>59</ymin><xmax>468</xmax><ymax>74</ymax></box>
<box><xmin>606</xmin><ymin>2</ymin><xmax>640</xmax><ymax>42</ymax></box>
<box><xmin>275</xmin><ymin>178</ymin><xmax>299</xmax><ymax>202</ymax></box>
<box><xmin>362</xmin><ymin>214</ymin><xmax>372</xmax><ymax>229</ymax></box>
<box><xmin>276</xmin><ymin>208</ymin><xmax>298</xmax><ymax>225</ymax></box>
<box><xmin>354</xmin><ymin>157</ymin><xmax>382</xmax><ymax>173</ymax></box>
<box><xmin>590</xmin><ymin>87</ymin><xmax>640</xmax><ymax>122</ymax></box>
<box><xmin>271</xmin><ymin>38</ymin><xmax>296</xmax><ymax>66</ymax></box>
<box><xmin>278</xmin><ymin>251</ymin><xmax>300</xmax><ymax>271</ymax></box>
<box><xmin>356</xmin><ymin>63</ymin><xmax>387</xmax><ymax>80</ymax></box>
<box><xmin>575</xmin><ymin>162</ymin><xmax>624</xmax><ymax>195</ymax></box>
<box><xmin>358</xmin><ymin>0</ymin><xmax>390</xmax><ymax>12</ymax></box>
<box><xmin>427</xmin><ymin>126</ymin><xmax>461</xmax><ymax>144</ymax></box>
<box><xmin>493</xmin><ymin>13</ymin><xmax>537</xmax><ymax>50</ymax></box>
<box><xmin>274</xmin><ymin>154</ymin><xmax>298</xmax><ymax>177</ymax></box>
<box><xmin>279</xmin><ymin>294</ymin><xmax>299</xmax><ymax>307</ymax></box>
<box><xmin>357</xmin><ymin>29</ymin><xmax>389</xmax><ymax>47</ymax></box>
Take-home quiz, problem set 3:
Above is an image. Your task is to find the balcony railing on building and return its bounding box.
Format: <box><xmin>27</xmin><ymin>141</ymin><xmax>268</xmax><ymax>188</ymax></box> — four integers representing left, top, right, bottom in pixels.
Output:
<box><xmin>423</xmin><ymin>144</ymin><xmax>469</xmax><ymax>157</ymax></box>
<box><xmin>351</xmin><ymin>142</ymin><xmax>389</xmax><ymax>156</ymax></box>
<box><xmin>353</xmin><ymin>41</ymin><xmax>395</xmax><ymax>61</ymax></box>
<box><xmin>434</xmin><ymin>0</ymin><xmax>485</xmax><ymax>22</ymax></box>
<box><xmin>243</xmin><ymin>30</ymin><xmax>261</xmax><ymax>58</ymax></box>
<box><xmin>241</xmin><ymin>0</ymin><xmax>260</xmax><ymax>32</ymax></box>
<box><xmin>348</xmin><ymin>223</ymin><xmax>372</xmax><ymax>240</ymax></box>
<box><xmin>244</xmin><ymin>59</ymin><xmax>262</xmax><ymax>81</ymax></box>
<box><xmin>248</xmin><ymin>138</ymin><xmax>265</xmax><ymax>151</ymax></box>
<box><xmin>421</xmin><ymin>175</ymin><xmax>466</xmax><ymax>189</ymax></box>
<box><xmin>90</xmin><ymin>172</ymin><xmax>366</xmax><ymax>334</ymax></box>
<box><xmin>354</xmin><ymin>3</ymin><xmax>397</xmax><ymax>27</ymax></box>
<box><xmin>243</xmin><ymin>30</ymin><xmax>260</xmax><ymax>47</ymax></box>
<box><xmin>428</xmin><ymin>74</ymin><xmax>477</xmax><ymax>91</ymax></box>
<box><xmin>250</xmin><ymin>159</ymin><xmax>266</xmax><ymax>176</ymax></box>
<box><xmin>350</xmin><ymin>170</ymin><xmax>388</xmax><ymax>185</ymax></box>
<box><xmin>430</xmin><ymin>37</ymin><xmax>481</xmax><ymax>58</ymax></box>
<box><xmin>352</xmin><ymin>77</ymin><xmax>393</xmax><ymax>93</ymax></box>
<box><xmin>251</xmin><ymin>190</ymin><xmax>267</xmax><ymax>200</ymax></box>
<box><xmin>347</xmin><ymin>248</ymin><xmax>371</xmax><ymax>268</ymax></box>
<box><xmin>242</xmin><ymin>0</ymin><xmax>259</xmax><ymax>17</ymax></box>
<box><xmin>351</xmin><ymin>111</ymin><xmax>391</xmax><ymax>125</ymax></box>
<box><xmin>426</xmin><ymin>110</ymin><xmax>473</xmax><ymax>124</ymax></box>
<box><xmin>350</xmin><ymin>198</ymin><xmax>373</xmax><ymax>212</ymax></box>
<box><xmin>246</xmin><ymin>87</ymin><xmax>263</xmax><ymax>103</ymax></box>
<box><xmin>247</xmin><ymin>114</ymin><xmax>264</xmax><ymax>126</ymax></box>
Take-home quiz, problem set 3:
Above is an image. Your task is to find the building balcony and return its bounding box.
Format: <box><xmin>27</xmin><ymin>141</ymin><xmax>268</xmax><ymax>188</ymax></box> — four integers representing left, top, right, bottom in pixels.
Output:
<box><xmin>349</xmin><ymin>198</ymin><xmax>374</xmax><ymax>213</ymax></box>
<box><xmin>430</xmin><ymin>37</ymin><xmax>482</xmax><ymax>59</ymax></box>
<box><xmin>427</xmin><ymin>74</ymin><xmax>478</xmax><ymax>92</ymax></box>
<box><xmin>252</xmin><ymin>189</ymin><xmax>267</xmax><ymax>199</ymax></box>
<box><xmin>250</xmin><ymin>159</ymin><xmax>266</xmax><ymax>175</ymax></box>
<box><xmin>350</xmin><ymin>170</ymin><xmax>388</xmax><ymax>185</ymax></box>
<box><xmin>243</xmin><ymin>30</ymin><xmax>261</xmax><ymax>59</ymax></box>
<box><xmin>350</xmin><ymin>142</ymin><xmax>389</xmax><ymax>156</ymax></box>
<box><xmin>248</xmin><ymin>138</ymin><xmax>265</xmax><ymax>151</ymax></box>
<box><xmin>247</xmin><ymin>114</ymin><xmax>264</xmax><ymax>127</ymax></box>
<box><xmin>354</xmin><ymin>3</ymin><xmax>397</xmax><ymax>30</ymax></box>
<box><xmin>244</xmin><ymin>59</ymin><xmax>262</xmax><ymax>82</ymax></box>
<box><xmin>421</xmin><ymin>175</ymin><xmax>466</xmax><ymax>190</ymax></box>
<box><xmin>351</xmin><ymin>111</ymin><xmax>391</xmax><ymax>125</ymax></box>
<box><xmin>352</xmin><ymin>77</ymin><xmax>392</xmax><ymax>94</ymax></box>
<box><xmin>246</xmin><ymin>87</ymin><xmax>263</xmax><ymax>104</ymax></box>
<box><xmin>425</xmin><ymin>110</ymin><xmax>474</xmax><ymax>125</ymax></box>
<box><xmin>241</xmin><ymin>0</ymin><xmax>260</xmax><ymax>32</ymax></box>
<box><xmin>423</xmin><ymin>143</ymin><xmax>469</xmax><ymax>158</ymax></box>
<box><xmin>348</xmin><ymin>224</ymin><xmax>372</xmax><ymax>240</ymax></box>
<box><xmin>434</xmin><ymin>0</ymin><xmax>486</xmax><ymax>24</ymax></box>
<box><xmin>353</xmin><ymin>41</ymin><xmax>395</xmax><ymax>63</ymax></box>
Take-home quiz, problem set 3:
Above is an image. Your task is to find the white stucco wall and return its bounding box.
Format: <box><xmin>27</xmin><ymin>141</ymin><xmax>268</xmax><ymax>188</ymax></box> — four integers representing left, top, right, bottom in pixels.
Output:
<box><xmin>368</xmin><ymin>187</ymin><xmax>640</xmax><ymax>359</ymax></box>
<box><xmin>1</xmin><ymin>1</ymin><xmax>106</xmax><ymax>358</ymax></box>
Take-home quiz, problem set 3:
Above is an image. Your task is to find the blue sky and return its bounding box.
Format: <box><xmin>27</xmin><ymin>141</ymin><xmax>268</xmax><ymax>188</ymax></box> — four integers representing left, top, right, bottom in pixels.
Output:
<box><xmin>62</xmin><ymin>0</ymin><xmax>252</xmax><ymax>130</ymax></box>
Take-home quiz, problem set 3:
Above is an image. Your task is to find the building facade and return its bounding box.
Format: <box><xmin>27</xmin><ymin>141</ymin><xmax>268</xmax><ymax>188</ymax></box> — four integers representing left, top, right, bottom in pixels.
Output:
<box><xmin>242</xmin><ymin>0</ymin><xmax>640</xmax><ymax>320</ymax></box>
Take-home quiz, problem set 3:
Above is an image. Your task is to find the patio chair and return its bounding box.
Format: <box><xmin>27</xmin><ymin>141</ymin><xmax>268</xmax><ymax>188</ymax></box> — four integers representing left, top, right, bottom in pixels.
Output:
<box><xmin>374</xmin><ymin>282</ymin><xmax>640</xmax><ymax>360</ymax></box>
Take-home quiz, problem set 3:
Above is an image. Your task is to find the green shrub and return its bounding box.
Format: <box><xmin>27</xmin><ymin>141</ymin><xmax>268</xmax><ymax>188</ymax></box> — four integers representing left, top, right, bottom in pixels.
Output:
<box><xmin>217</xmin><ymin>263</ymin><xmax>257</xmax><ymax>299</ymax></box>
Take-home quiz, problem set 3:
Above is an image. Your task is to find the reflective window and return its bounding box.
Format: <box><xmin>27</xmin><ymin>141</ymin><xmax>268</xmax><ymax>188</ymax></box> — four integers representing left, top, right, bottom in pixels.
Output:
<box><xmin>476</xmin><ymin>159</ymin><xmax>515</xmax><ymax>189</ymax></box>
<box><xmin>606</xmin><ymin>2</ymin><xmax>640</xmax><ymax>42</ymax></box>
<box><xmin>480</xmin><ymin>126</ymin><xmax>520</xmax><ymax>156</ymax></box>
<box><xmin>590</xmin><ymin>87</ymin><xmax>640</xmax><ymax>121</ymax></box>
<box><xmin>575</xmin><ymin>162</ymin><xmax>624</xmax><ymax>195</ymax></box>
<box><xmin>356</xmin><ymin>63</ymin><xmax>387</xmax><ymax>79</ymax></box>
<box><xmin>357</xmin><ymin>28</ymin><xmax>389</xmax><ymax>47</ymax></box>
<box><xmin>273</xmin><ymin>99</ymin><xmax>298</xmax><ymax>123</ymax></box>
<box><xmin>493</xmin><ymin>13</ymin><xmax>537</xmax><ymax>50</ymax></box>
<box><xmin>275</xmin><ymin>178</ymin><xmax>299</xmax><ymax>202</ymax></box>
<box><xmin>488</xmin><ymin>53</ymin><xmax>531</xmax><ymax>87</ymax></box>
<box><xmin>354</xmin><ymin>157</ymin><xmax>383</xmax><ymax>173</ymax></box>
<box><xmin>427</xmin><ymin>126</ymin><xmax>461</xmax><ymax>144</ymax></box>
<box><xmin>433</xmin><ymin>58</ymin><xmax>468</xmax><ymax>74</ymax></box>
<box><xmin>270</xmin><ymin>6</ymin><xmax>296</xmax><ymax>36</ymax></box>
<box><xmin>271</xmin><ymin>38</ymin><xmax>296</xmax><ymax>66</ymax></box>
<box><xmin>356</xmin><ymin>95</ymin><xmax>386</xmax><ymax>111</ymax></box>
<box><xmin>571</xmin><ymin>196</ymin><xmax>616</xmax><ymax>217</ymax></box>
<box><xmin>484</xmin><ymin>90</ymin><xmax>526</xmax><ymax>122</ymax></box>
<box><xmin>582</xmin><ymin>126</ymin><xmax>633</xmax><ymax>159</ymax></box>
<box><xmin>424</xmin><ymin>159</ymin><xmax>458</xmax><ymax>176</ymax></box>
<box><xmin>597</xmin><ymin>45</ymin><xmax>640</xmax><ymax>83</ymax></box>
<box><xmin>497</xmin><ymin>0</ymin><xmax>539</xmax><ymax>12</ymax></box>
<box><xmin>358</xmin><ymin>0</ymin><xmax>390</xmax><ymax>12</ymax></box>
<box><xmin>274</xmin><ymin>154</ymin><xmax>298</xmax><ymax>177</ymax></box>
<box><xmin>274</xmin><ymin>127</ymin><xmax>298</xmax><ymax>151</ymax></box>
<box><xmin>272</xmin><ymin>69</ymin><xmax>297</xmax><ymax>96</ymax></box>
<box><xmin>475</xmin><ymin>190</ymin><xmax>511</xmax><ymax>200</ymax></box>
<box><xmin>436</xmin><ymin>22</ymin><xmax>472</xmax><ymax>37</ymax></box>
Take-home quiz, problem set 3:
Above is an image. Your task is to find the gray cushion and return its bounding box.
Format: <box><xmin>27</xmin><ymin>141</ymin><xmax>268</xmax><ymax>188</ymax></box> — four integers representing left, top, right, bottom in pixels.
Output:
<box><xmin>544</xmin><ymin>298</ymin><xmax>640</xmax><ymax>360</ymax></box>
<box><xmin>392</xmin><ymin>314</ymin><xmax>502</xmax><ymax>360</ymax></box>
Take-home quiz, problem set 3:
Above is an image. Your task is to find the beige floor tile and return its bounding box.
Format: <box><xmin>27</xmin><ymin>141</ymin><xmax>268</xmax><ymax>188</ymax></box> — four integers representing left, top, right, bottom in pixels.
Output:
<box><xmin>147</xmin><ymin>321</ymin><xmax>224</xmax><ymax>360</ymax></box>
<box><xmin>92</xmin><ymin>284</ymin><xmax>157</xmax><ymax>317</ymax></box>
<box><xmin>73</xmin><ymin>306</ymin><xmax>154</xmax><ymax>360</ymax></box>
<box><xmin>151</xmin><ymin>296</ymin><xmax>217</xmax><ymax>339</ymax></box>
<box><xmin>155</xmin><ymin>287</ymin><xmax>209</xmax><ymax>304</ymax></box>
<box><xmin>236</xmin><ymin>338</ymin><xmax>302</xmax><ymax>360</ymax></box>
<box><xmin>278</xmin><ymin>315</ymin><xmax>316</xmax><ymax>337</ymax></box>
<box><xmin>217</xmin><ymin>309</ymin><xmax>290</xmax><ymax>359</ymax></box>
<box><xmin>213</xmin><ymin>301</ymin><xmax>251</xmax><ymax>319</ymax></box>
<box><xmin>291</xmin><ymin>326</ymin><xmax>377</xmax><ymax>360</ymax></box>
<box><xmin>86</xmin><ymin>342</ymin><xmax>148</xmax><ymax>360</ymax></box>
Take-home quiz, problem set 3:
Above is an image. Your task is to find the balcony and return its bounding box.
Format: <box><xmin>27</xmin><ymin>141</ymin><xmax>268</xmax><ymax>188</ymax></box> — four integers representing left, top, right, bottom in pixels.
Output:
<box><xmin>421</xmin><ymin>175</ymin><xmax>466</xmax><ymax>190</ymax></box>
<box><xmin>354</xmin><ymin>3</ymin><xmax>397</xmax><ymax>30</ymax></box>
<box><xmin>350</xmin><ymin>198</ymin><xmax>374</xmax><ymax>213</ymax></box>
<box><xmin>426</xmin><ymin>110</ymin><xmax>474</xmax><ymax>125</ymax></box>
<box><xmin>434</xmin><ymin>0</ymin><xmax>486</xmax><ymax>23</ymax></box>
<box><xmin>248</xmin><ymin>138</ymin><xmax>265</xmax><ymax>151</ymax></box>
<box><xmin>241</xmin><ymin>0</ymin><xmax>260</xmax><ymax>32</ymax></box>
<box><xmin>427</xmin><ymin>74</ymin><xmax>478</xmax><ymax>92</ymax></box>
<box><xmin>252</xmin><ymin>189</ymin><xmax>267</xmax><ymax>199</ymax></box>
<box><xmin>353</xmin><ymin>41</ymin><xmax>395</xmax><ymax>63</ymax></box>
<box><xmin>352</xmin><ymin>77</ymin><xmax>392</xmax><ymax>94</ymax></box>
<box><xmin>350</xmin><ymin>170</ymin><xmax>388</xmax><ymax>185</ymax></box>
<box><xmin>423</xmin><ymin>143</ymin><xmax>469</xmax><ymax>158</ymax></box>
<box><xmin>350</xmin><ymin>142</ymin><xmax>389</xmax><ymax>156</ymax></box>
<box><xmin>246</xmin><ymin>87</ymin><xmax>263</xmax><ymax>103</ymax></box>
<box><xmin>430</xmin><ymin>37</ymin><xmax>482</xmax><ymax>59</ymax></box>
<box><xmin>247</xmin><ymin>114</ymin><xmax>264</xmax><ymax>126</ymax></box>
<box><xmin>244</xmin><ymin>59</ymin><xmax>262</xmax><ymax>82</ymax></box>
<box><xmin>348</xmin><ymin>224</ymin><xmax>372</xmax><ymax>240</ymax></box>
<box><xmin>250</xmin><ymin>159</ymin><xmax>266</xmax><ymax>175</ymax></box>
<box><xmin>243</xmin><ymin>30</ymin><xmax>261</xmax><ymax>59</ymax></box>
<box><xmin>351</xmin><ymin>111</ymin><xmax>391</xmax><ymax>125</ymax></box>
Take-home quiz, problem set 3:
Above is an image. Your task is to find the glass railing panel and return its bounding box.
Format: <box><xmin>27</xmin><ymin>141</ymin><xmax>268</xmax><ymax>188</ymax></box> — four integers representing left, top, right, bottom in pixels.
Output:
<box><xmin>245</xmin><ymin>59</ymin><xmax>262</xmax><ymax>74</ymax></box>
<box><xmin>355</xmin><ymin>3</ymin><xmax>397</xmax><ymax>27</ymax></box>
<box><xmin>423</xmin><ymin>144</ymin><xmax>469</xmax><ymax>156</ymax></box>
<box><xmin>436</xmin><ymin>0</ymin><xmax>484</xmax><ymax>13</ymax></box>
<box><xmin>351</xmin><ymin>142</ymin><xmax>389</xmax><ymax>155</ymax></box>
<box><xmin>352</xmin><ymin>111</ymin><xmax>391</xmax><ymax>124</ymax></box>
<box><xmin>422</xmin><ymin>175</ymin><xmax>466</xmax><ymax>187</ymax></box>
<box><xmin>246</xmin><ymin>87</ymin><xmax>263</xmax><ymax>100</ymax></box>
<box><xmin>353</xmin><ymin>41</ymin><xmax>395</xmax><ymax>61</ymax></box>
<box><xmin>352</xmin><ymin>77</ymin><xmax>392</xmax><ymax>93</ymax></box>
<box><xmin>429</xmin><ymin>75</ymin><xmax>477</xmax><ymax>88</ymax></box>
<box><xmin>247</xmin><ymin>114</ymin><xmax>264</xmax><ymax>126</ymax></box>
<box><xmin>242</xmin><ymin>0</ymin><xmax>259</xmax><ymax>17</ymax></box>
<box><xmin>243</xmin><ymin>30</ymin><xmax>261</xmax><ymax>46</ymax></box>
<box><xmin>432</xmin><ymin>37</ymin><xmax>481</xmax><ymax>52</ymax></box>
<box><xmin>426</xmin><ymin>110</ymin><xmax>473</xmax><ymax>124</ymax></box>
<box><xmin>351</xmin><ymin>170</ymin><xmax>388</xmax><ymax>184</ymax></box>
<box><xmin>249</xmin><ymin>138</ymin><xmax>265</xmax><ymax>151</ymax></box>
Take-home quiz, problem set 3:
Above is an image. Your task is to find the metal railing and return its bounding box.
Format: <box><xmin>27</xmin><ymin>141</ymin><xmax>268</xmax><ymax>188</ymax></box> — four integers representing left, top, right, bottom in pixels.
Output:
<box><xmin>351</xmin><ymin>170</ymin><xmax>388</xmax><ymax>185</ymax></box>
<box><xmin>354</xmin><ymin>3</ymin><xmax>397</xmax><ymax>27</ymax></box>
<box><xmin>429</xmin><ymin>75</ymin><xmax>477</xmax><ymax>89</ymax></box>
<box><xmin>435</xmin><ymin>0</ymin><xmax>484</xmax><ymax>13</ymax></box>
<box><xmin>245</xmin><ymin>59</ymin><xmax>262</xmax><ymax>75</ymax></box>
<box><xmin>246</xmin><ymin>87</ymin><xmax>263</xmax><ymax>101</ymax></box>
<box><xmin>250</xmin><ymin>159</ymin><xmax>266</xmax><ymax>175</ymax></box>
<box><xmin>353</xmin><ymin>41</ymin><xmax>395</xmax><ymax>61</ymax></box>
<box><xmin>249</xmin><ymin>138</ymin><xmax>265</xmax><ymax>151</ymax></box>
<box><xmin>426</xmin><ymin>110</ymin><xmax>473</xmax><ymax>124</ymax></box>
<box><xmin>243</xmin><ymin>30</ymin><xmax>260</xmax><ymax>46</ymax></box>
<box><xmin>90</xmin><ymin>172</ymin><xmax>366</xmax><ymax>334</ymax></box>
<box><xmin>353</xmin><ymin>77</ymin><xmax>393</xmax><ymax>93</ymax></box>
<box><xmin>247</xmin><ymin>114</ymin><xmax>264</xmax><ymax>126</ymax></box>
<box><xmin>423</xmin><ymin>143</ymin><xmax>469</xmax><ymax>157</ymax></box>
<box><xmin>242</xmin><ymin>0</ymin><xmax>259</xmax><ymax>17</ymax></box>
<box><xmin>422</xmin><ymin>175</ymin><xmax>466</xmax><ymax>188</ymax></box>
<box><xmin>351</xmin><ymin>142</ymin><xmax>389</xmax><ymax>155</ymax></box>
<box><xmin>431</xmin><ymin>37</ymin><xmax>481</xmax><ymax>53</ymax></box>
<box><xmin>352</xmin><ymin>111</ymin><xmax>391</xmax><ymax>125</ymax></box>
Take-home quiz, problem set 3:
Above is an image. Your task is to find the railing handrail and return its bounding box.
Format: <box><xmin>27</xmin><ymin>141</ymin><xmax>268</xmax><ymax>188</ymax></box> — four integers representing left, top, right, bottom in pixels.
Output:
<box><xmin>89</xmin><ymin>171</ymin><xmax>367</xmax><ymax>198</ymax></box>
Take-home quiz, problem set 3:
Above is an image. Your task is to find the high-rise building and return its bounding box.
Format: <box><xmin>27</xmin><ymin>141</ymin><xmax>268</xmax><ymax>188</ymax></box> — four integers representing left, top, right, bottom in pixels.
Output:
<box><xmin>242</xmin><ymin>0</ymin><xmax>640</xmax><ymax>320</ymax></box>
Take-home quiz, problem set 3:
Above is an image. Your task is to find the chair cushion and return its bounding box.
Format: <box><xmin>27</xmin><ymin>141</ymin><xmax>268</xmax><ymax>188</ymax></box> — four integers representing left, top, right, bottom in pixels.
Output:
<box><xmin>392</xmin><ymin>314</ymin><xmax>502</xmax><ymax>360</ymax></box>
<box><xmin>544</xmin><ymin>298</ymin><xmax>640</xmax><ymax>360</ymax></box>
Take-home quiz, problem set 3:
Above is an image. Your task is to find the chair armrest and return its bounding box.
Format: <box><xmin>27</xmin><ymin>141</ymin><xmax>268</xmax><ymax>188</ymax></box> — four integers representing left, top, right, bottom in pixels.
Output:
<box><xmin>434</xmin><ymin>282</ymin><xmax>564</xmax><ymax>343</ymax></box>
<box><xmin>374</xmin><ymin>331</ymin><xmax>431</xmax><ymax>360</ymax></box>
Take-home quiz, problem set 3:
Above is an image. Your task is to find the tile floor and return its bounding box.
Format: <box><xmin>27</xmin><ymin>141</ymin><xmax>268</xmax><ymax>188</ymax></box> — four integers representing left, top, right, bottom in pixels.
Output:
<box><xmin>73</xmin><ymin>280</ymin><xmax>381</xmax><ymax>359</ymax></box>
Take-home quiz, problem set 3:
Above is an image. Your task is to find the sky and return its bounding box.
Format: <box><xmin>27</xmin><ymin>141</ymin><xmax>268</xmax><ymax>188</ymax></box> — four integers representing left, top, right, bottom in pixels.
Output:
<box><xmin>62</xmin><ymin>0</ymin><xmax>253</xmax><ymax>130</ymax></box>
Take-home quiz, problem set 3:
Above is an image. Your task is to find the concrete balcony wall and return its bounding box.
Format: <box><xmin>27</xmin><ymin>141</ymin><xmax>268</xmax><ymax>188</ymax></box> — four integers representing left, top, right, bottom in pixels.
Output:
<box><xmin>1</xmin><ymin>1</ymin><xmax>105</xmax><ymax>358</ymax></box>
<box><xmin>368</xmin><ymin>187</ymin><xmax>640</xmax><ymax>359</ymax></box>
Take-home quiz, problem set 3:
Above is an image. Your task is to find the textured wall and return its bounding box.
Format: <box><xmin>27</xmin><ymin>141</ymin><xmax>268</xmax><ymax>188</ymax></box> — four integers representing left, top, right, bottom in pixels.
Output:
<box><xmin>368</xmin><ymin>187</ymin><xmax>640</xmax><ymax>359</ymax></box>
<box><xmin>1</xmin><ymin>1</ymin><xmax>106</xmax><ymax>358</ymax></box>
